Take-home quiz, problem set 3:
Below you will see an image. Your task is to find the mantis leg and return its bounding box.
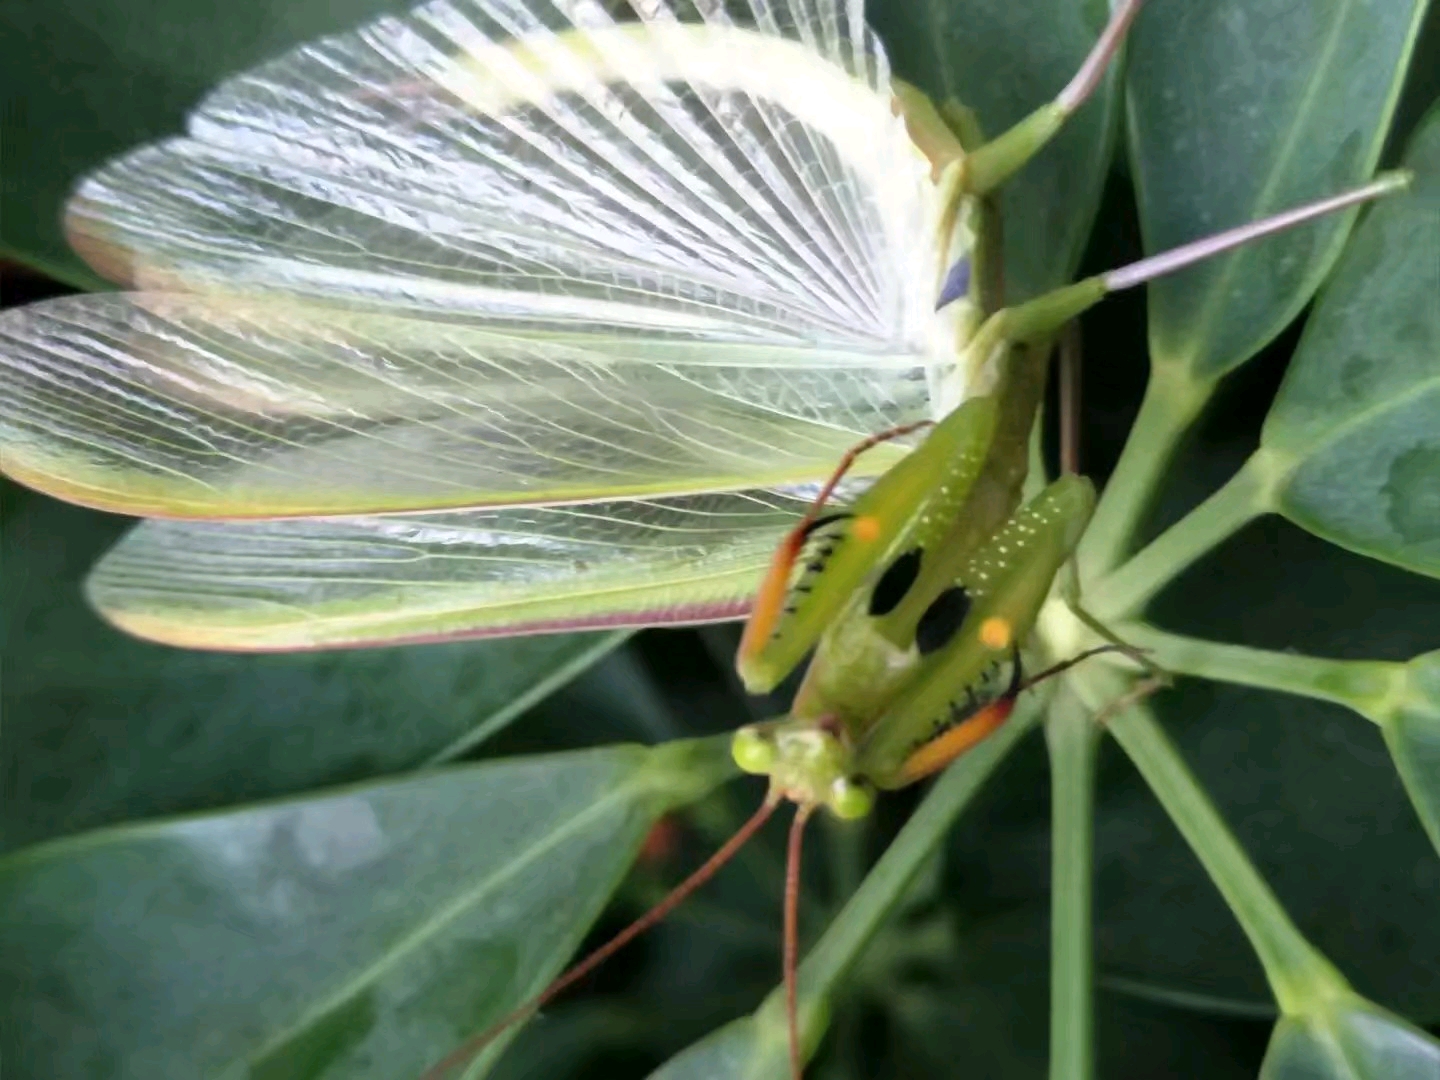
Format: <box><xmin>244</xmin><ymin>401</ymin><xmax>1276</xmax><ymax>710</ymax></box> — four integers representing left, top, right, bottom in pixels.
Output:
<box><xmin>962</xmin><ymin>0</ymin><xmax>1146</xmax><ymax>195</ymax></box>
<box><xmin>894</xmin><ymin>695</ymin><xmax>1018</xmax><ymax>786</ymax></box>
<box><xmin>798</xmin><ymin>420</ymin><xmax>935</xmax><ymax>526</ymax></box>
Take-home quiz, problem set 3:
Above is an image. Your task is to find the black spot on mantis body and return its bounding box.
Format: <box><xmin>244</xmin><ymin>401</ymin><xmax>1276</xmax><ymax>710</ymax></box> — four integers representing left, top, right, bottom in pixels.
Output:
<box><xmin>868</xmin><ymin>547</ymin><xmax>923</xmax><ymax>616</ymax></box>
<box><xmin>914</xmin><ymin>585</ymin><xmax>972</xmax><ymax>655</ymax></box>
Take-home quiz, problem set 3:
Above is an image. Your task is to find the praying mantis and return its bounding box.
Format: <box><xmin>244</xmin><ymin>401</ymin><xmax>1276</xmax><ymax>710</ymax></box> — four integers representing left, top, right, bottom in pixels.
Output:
<box><xmin>0</xmin><ymin>1</ymin><xmax>1423</xmax><ymax>1078</ymax></box>
<box><xmin>391</xmin><ymin>4</ymin><xmax>1410</xmax><ymax>1078</ymax></box>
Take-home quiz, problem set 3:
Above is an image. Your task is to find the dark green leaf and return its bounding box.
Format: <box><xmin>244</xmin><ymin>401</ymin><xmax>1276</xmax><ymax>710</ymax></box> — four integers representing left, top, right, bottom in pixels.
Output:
<box><xmin>1261</xmin><ymin>105</ymin><xmax>1440</xmax><ymax>577</ymax></box>
<box><xmin>1126</xmin><ymin>0</ymin><xmax>1428</xmax><ymax>380</ymax></box>
<box><xmin>1261</xmin><ymin>999</ymin><xmax>1440</xmax><ymax>1080</ymax></box>
<box><xmin>1377</xmin><ymin>650</ymin><xmax>1440</xmax><ymax>855</ymax></box>
<box><xmin>868</xmin><ymin>0</ymin><xmax>1121</xmax><ymax>300</ymax></box>
<box><xmin>0</xmin><ymin>738</ymin><xmax>734</xmax><ymax>1080</ymax></box>
<box><xmin>1</xmin><ymin>481</ymin><xmax>624</xmax><ymax>850</ymax></box>
<box><xmin>876</xmin><ymin>909</ymin><xmax>1273</xmax><ymax>1079</ymax></box>
<box><xmin>1</xmin><ymin>0</ymin><xmax>407</xmax><ymax>285</ymax></box>
<box><xmin>650</xmin><ymin>897</ymin><xmax>1278</xmax><ymax>1079</ymax></box>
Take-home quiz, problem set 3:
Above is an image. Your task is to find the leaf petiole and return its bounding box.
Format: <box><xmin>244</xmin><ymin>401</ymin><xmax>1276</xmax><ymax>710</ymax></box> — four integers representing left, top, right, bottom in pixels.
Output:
<box><xmin>1103</xmin><ymin>693</ymin><xmax>1351</xmax><ymax>1016</ymax></box>
<box><xmin>1076</xmin><ymin>364</ymin><xmax>1210</xmax><ymax>581</ymax></box>
<box><xmin>1045</xmin><ymin>684</ymin><xmax>1101</xmax><ymax>1080</ymax></box>
<box><xmin>1089</xmin><ymin>450</ymin><xmax>1281</xmax><ymax>620</ymax></box>
<box><xmin>1109</xmin><ymin>624</ymin><xmax>1405</xmax><ymax>721</ymax></box>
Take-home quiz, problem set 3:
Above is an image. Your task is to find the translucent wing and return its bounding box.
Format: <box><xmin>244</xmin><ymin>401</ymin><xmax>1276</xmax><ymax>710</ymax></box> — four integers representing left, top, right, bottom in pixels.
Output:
<box><xmin>86</xmin><ymin>489</ymin><xmax>820</xmax><ymax>649</ymax></box>
<box><xmin>0</xmin><ymin>0</ymin><xmax>951</xmax><ymax>648</ymax></box>
<box><xmin>68</xmin><ymin>1</ymin><xmax>933</xmax><ymax>341</ymax></box>
<box><xmin>0</xmin><ymin>0</ymin><xmax>942</xmax><ymax>518</ymax></box>
<box><xmin>1</xmin><ymin>293</ymin><xmax>922</xmax><ymax>516</ymax></box>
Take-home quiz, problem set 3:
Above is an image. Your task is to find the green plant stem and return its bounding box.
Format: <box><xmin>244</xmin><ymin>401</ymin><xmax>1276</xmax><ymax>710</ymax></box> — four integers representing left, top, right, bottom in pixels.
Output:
<box><xmin>1104</xmin><ymin>698</ymin><xmax>1349</xmax><ymax>1015</ymax></box>
<box><xmin>1115</xmin><ymin>624</ymin><xmax>1405</xmax><ymax>719</ymax></box>
<box><xmin>798</xmin><ymin>701</ymin><xmax>1041</xmax><ymax>997</ymax></box>
<box><xmin>1089</xmin><ymin>452</ymin><xmax>1276</xmax><ymax>621</ymax></box>
<box><xmin>1076</xmin><ymin>365</ymin><xmax>1208</xmax><ymax>581</ymax></box>
<box><xmin>1045</xmin><ymin>685</ymin><xmax>1100</xmax><ymax>1080</ymax></box>
<box><xmin>822</xmin><ymin>812</ymin><xmax>867</xmax><ymax>907</ymax></box>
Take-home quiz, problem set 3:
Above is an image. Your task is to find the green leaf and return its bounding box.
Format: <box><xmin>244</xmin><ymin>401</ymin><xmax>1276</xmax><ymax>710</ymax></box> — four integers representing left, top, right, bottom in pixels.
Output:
<box><xmin>868</xmin><ymin>0</ymin><xmax>1122</xmax><ymax>301</ymax></box>
<box><xmin>1261</xmin><ymin>997</ymin><xmax>1440</xmax><ymax>1080</ymax></box>
<box><xmin>1126</xmin><ymin>0</ymin><xmax>1429</xmax><ymax>380</ymax></box>
<box><xmin>0</xmin><ymin>738</ymin><xmax>734</xmax><ymax>1080</ymax></box>
<box><xmin>1</xmin><ymin>480</ymin><xmax>624</xmax><ymax>850</ymax></box>
<box><xmin>1</xmin><ymin>0</ymin><xmax>405</xmax><ymax>285</ymax></box>
<box><xmin>1259</xmin><ymin>105</ymin><xmax>1440</xmax><ymax>578</ymax></box>
<box><xmin>1374</xmin><ymin>650</ymin><xmax>1440</xmax><ymax>855</ymax></box>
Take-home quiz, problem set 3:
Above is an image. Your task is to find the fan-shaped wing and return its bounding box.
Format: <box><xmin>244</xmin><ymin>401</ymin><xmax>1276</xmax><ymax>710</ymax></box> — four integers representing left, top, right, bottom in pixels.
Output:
<box><xmin>68</xmin><ymin>2</ymin><xmax>933</xmax><ymax>340</ymax></box>
<box><xmin>1</xmin><ymin>293</ymin><xmax>923</xmax><ymax>516</ymax></box>
<box><xmin>87</xmin><ymin>489</ymin><xmax>821</xmax><ymax>649</ymax></box>
<box><xmin>1</xmin><ymin>0</ymin><xmax>941</xmax><ymax>518</ymax></box>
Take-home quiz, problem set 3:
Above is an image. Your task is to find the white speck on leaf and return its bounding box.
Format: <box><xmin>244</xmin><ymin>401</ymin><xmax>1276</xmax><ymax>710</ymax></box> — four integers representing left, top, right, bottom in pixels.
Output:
<box><xmin>293</xmin><ymin>798</ymin><xmax>386</xmax><ymax>873</ymax></box>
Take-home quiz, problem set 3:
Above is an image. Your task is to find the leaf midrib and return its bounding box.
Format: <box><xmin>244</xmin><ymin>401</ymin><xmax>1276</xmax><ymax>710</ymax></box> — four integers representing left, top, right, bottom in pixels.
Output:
<box><xmin>1158</xmin><ymin>0</ymin><xmax>1362</xmax><ymax>372</ymax></box>
<box><xmin>1269</xmin><ymin>370</ymin><xmax>1440</xmax><ymax>465</ymax></box>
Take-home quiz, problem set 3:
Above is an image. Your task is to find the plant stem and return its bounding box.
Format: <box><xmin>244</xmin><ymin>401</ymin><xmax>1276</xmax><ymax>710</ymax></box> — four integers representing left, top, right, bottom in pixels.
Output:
<box><xmin>798</xmin><ymin>702</ymin><xmax>1041</xmax><ymax>996</ymax></box>
<box><xmin>1089</xmin><ymin>452</ymin><xmax>1277</xmax><ymax>622</ymax></box>
<box><xmin>1045</xmin><ymin>685</ymin><xmax>1100</xmax><ymax>1080</ymax></box>
<box><xmin>1104</xmin><ymin>698</ymin><xmax>1349</xmax><ymax>1015</ymax></box>
<box><xmin>1114</xmin><ymin>624</ymin><xmax>1405</xmax><ymax>720</ymax></box>
<box><xmin>1076</xmin><ymin>365</ymin><xmax>1208</xmax><ymax>581</ymax></box>
<box><xmin>822</xmin><ymin>812</ymin><xmax>867</xmax><ymax>908</ymax></box>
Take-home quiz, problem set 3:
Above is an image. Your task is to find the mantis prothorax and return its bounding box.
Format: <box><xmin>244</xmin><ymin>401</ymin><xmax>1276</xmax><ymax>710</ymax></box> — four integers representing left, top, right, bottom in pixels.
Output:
<box><xmin>416</xmin><ymin>1</ymin><xmax>1411</xmax><ymax>1076</ymax></box>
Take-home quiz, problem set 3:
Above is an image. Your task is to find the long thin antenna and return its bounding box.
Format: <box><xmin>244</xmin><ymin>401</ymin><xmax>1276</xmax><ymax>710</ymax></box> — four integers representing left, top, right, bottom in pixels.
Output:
<box><xmin>784</xmin><ymin>803</ymin><xmax>816</xmax><ymax>1080</ymax></box>
<box><xmin>418</xmin><ymin>796</ymin><xmax>782</xmax><ymax>1080</ymax></box>
<box><xmin>803</xmin><ymin>421</ymin><xmax>934</xmax><ymax>524</ymax></box>
<box><xmin>1018</xmin><ymin>644</ymin><xmax>1135</xmax><ymax>692</ymax></box>
<box><xmin>1103</xmin><ymin>172</ymin><xmax>1411</xmax><ymax>292</ymax></box>
<box><xmin>1058</xmin><ymin>0</ymin><xmax>1147</xmax><ymax>113</ymax></box>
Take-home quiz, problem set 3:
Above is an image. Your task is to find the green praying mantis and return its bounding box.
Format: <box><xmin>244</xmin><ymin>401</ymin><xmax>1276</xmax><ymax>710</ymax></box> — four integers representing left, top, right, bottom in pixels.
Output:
<box><xmin>0</xmin><ymin>0</ymin><xmax>1417</xmax><ymax>1077</ymax></box>
<box><xmin>390</xmin><ymin>4</ymin><xmax>1409</xmax><ymax>1078</ymax></box>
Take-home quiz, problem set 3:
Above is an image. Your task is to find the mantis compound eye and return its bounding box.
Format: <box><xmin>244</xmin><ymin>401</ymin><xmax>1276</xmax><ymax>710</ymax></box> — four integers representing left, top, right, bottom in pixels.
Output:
<box><xmin>731</xmin><ymin>727</ymin><xmax>777</xmax><ymax>775</ymax></box>
<box><xmin>828</xmin><ymin>777</ymin><xmax>875</xmax><ymax>820</ymax></box>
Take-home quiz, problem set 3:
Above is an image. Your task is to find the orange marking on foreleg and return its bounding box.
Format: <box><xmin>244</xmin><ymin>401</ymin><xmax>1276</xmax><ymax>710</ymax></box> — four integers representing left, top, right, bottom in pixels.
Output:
<box><xmin>895</xmin><ymin>698</ymin><xmax>1016</xmax><ymax>785</ymax></box>
<box><xmin>737</xmin><ymin>420</ymin><xmax>931</xmax><ymax>665</ymax></box>
<box><xmin>736</xmin><ymin>527</ymin><xmax>807</xmax><ymax>665</ymax></box>
<box><xmin>805</xmin><ymin>421</ymin><xmax>932</xmax><ymax>521</ymax></box>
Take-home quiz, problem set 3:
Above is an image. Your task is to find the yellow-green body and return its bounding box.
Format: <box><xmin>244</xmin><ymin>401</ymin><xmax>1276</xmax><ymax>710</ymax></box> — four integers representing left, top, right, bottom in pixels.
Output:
<box><xmin>730</xmin><ymin>92</ymin><xmax>1099</xmax><ymax>816</ymax></box>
